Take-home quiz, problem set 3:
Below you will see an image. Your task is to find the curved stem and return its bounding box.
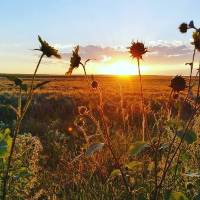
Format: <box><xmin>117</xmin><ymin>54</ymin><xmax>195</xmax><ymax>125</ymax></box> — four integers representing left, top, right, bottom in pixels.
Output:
<box><xmin>98</xmin><ymin>107</ymin><xmax>131</xmax><ymax>194</ymax></box>
<box><xmin>2</xmin><ymin>53</ymin><xmax>44</xmax><ymax>200</ymax></box>
<box><xmin>196</xmin><ymin>60</ymin><xmax>200</xmax><ymax>106</ymax></box>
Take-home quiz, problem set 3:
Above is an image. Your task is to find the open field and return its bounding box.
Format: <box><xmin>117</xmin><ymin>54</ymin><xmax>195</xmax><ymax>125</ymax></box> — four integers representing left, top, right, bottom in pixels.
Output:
<box><xmin>1</xmin><ymin>74</ymin><xmax>200</xmax><ymax>199</ymax></box>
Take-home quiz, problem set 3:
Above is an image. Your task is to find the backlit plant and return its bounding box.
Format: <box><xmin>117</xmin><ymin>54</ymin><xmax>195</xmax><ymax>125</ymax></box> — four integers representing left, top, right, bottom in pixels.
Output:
<box><xmin>1</xmin><ymin>35</ymin><xmax>60</xmax><ymax>200</ymax></box>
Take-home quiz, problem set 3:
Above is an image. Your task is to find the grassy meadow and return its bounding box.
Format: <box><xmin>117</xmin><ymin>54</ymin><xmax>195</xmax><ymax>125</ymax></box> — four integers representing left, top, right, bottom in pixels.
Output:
<box><xmin>1</xmin><ymin>21</ymin><xmax>200</xmax><ymax>200</ymax></box>
<box><xmin>0</xmin><ymin>74</ymin><xmax>200</xmax><ymax>200</ymax></box>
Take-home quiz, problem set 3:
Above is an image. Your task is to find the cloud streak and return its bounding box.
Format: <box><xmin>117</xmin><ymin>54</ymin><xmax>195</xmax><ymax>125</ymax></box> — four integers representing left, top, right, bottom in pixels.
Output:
<box><xmin>60</xmin><ymin>41</ymin><xmax>194</xmax><ymax>68</ymax></box>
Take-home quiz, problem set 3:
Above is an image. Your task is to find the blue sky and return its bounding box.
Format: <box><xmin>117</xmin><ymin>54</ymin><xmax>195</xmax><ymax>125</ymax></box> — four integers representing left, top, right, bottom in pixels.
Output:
<box><xmin>0</xmin><ymin>0</ymin><xmax>200</xmax><ymax>75</ymax></box>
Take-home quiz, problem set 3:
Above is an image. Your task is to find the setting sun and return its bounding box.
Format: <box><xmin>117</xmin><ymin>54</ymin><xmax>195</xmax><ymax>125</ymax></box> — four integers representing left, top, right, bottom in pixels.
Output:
<box><xmin>97</xmin><ymin>60</ymin><xmax>149</xmax><ymax>75</ymax></box>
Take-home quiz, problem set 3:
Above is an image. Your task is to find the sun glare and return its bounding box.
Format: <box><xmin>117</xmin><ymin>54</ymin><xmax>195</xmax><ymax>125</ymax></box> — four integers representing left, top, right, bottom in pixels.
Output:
<box><xmin>98</xmin><ymin>60</ymin><xmax>149</xmax><ymax>75</ymax></box>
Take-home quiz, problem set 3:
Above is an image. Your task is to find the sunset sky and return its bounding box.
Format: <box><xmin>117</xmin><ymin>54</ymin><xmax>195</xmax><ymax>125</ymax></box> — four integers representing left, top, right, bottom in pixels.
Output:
<box><xmin>0</xmin><ymin>0</ymin><xmax>200</xmax><ymax>75</ymax></box>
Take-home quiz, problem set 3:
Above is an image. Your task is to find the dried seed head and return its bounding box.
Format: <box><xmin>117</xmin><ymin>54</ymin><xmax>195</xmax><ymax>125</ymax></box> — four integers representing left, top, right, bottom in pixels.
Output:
<box><xmin>37</xmin><ymin>35</ymin><xmax>61</xmax><ymax>58</ymax></box>
<box><xmin>170</xmin><ymin>75</ymin><xmax>186</xmax><ymax>92</ymax></box>
<box><xmin>75</xmin><ymin>117</ymin><xmax>85</xmax><ymax>127</ymax></box>
<box><xmin>91</xmin><ymin>80</ymin><xmax>98</xmax><ymax>89</ymax></box>
<box><xmin>78</xmin><ymin>106</ymin><xmax>88</xmax><ymax>115</ymax></box>
<box><xmin>128</xmin><ymin>41</ymin><xmax>148</xmax><ymax>60</ymax></box>
<box><xmin>179</xmin><ymin>23</ymin><xmax>188</xmax><ymax>33</ymax></box>
<box><xmin>66</xmin><ymin>45</ymin><xmax>81</xmax><ymax>75</ymax></box>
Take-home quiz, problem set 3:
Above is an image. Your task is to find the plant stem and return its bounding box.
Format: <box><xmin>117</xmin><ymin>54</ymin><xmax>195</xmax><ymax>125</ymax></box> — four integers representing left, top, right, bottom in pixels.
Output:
<box><xmin>2</xmin><ymin>53</ymin><xmax>44</xmax><ymax>200</ymax></box>
<box><xmin>98</xmin><ymin>107</ymin><xmax>131</xmax><ymax>194</ymax></box>
<box><xmin>196</xmin><ymin>60</ymin><xmax>200</xmax><ymax>105</ymax></box>
<box><xmin>186</xmin><ymin>48</ymin><xmax>196</xmax><ymax>100</ymax></box>
<box><xmin>137</xmin><ymin>58</ymin><xmax>145</xmax><ymax>141</ymax></box>
<box><xmin>156</xmin><ymin>104</ymin><xmax>200</xmax><ymax>195</ymax></box>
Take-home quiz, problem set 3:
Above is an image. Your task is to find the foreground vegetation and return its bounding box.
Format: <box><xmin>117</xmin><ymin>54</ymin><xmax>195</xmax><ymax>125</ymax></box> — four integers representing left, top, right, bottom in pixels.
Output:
<box><xmin>0</xmin><ymin>21</ymin><xmax>200</xmax><ymax>199</ymax></box>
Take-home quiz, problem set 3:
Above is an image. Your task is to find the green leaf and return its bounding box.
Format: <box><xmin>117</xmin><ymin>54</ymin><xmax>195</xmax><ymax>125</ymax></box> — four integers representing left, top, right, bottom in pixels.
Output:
<box><xmin>193</xmin><ymin>194</ymin><xmax>200</xmax><ymax>200</ymax></box>
<box><xmin>168</xmin><ymin>192</ymin><xmax>188</xmax><ymax>200</ymax></box>
<box><xmin>34</xmin><ymin>81</ymin><xmax>51</xmax><ymax>90</ymax></box>
<box><xmin>125</xmin><ymin>161</ymin><xmax>142</xmax><ymax>170</ymax></box>
<box><xmin>0</xmin><ymin>128</ymin><xmax>12</xmax><ymax>158</ymax></box>
<box><xmin>129</xmin><ymin>142</ymin><xmax>149</xmax><ymax>156</ymax></box>
<box><xmin>6</xmin><ymin>76</ymin><xmax>22</xmax><ymax>86</ymax></box>
<box><xmin>0</xmin><ymin>140</ymin><xmax>8</xmax><ymax>157</ymax></box>
<box><xmin>85</xmin><ymin>143</ymin><xmax>104</xmax><ymax>156</ymax></box>
<box><xmin>110</xmin><ymin>169</ymin><xmax>121</xmax><ymax>178</ymax></box>
<box><xmin>177</xmin><ymin>130</ymin><xmax>197</xmax><ymax>144</ymax></box>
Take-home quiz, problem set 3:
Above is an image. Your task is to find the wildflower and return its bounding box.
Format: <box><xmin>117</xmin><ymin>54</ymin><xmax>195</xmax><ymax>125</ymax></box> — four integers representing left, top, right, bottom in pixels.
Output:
<box><xmin>179</xmin><ymin>23</ymin><xmax>188</xmax><ymax>33</ymax></box>
<box><xmin>192</xmin><ymin>32</ymin><xmax>200</xmax><ymax>51</ymax></box>
<box><xmin>36</xmin><ymin>35</ymin><xmax>61</xmax><ymax>58</ymax></box>
<box><xmin>66</xmin><ymin>46</ymin><xmax>81</xmax><ymax>75</ymax></box>
<box><xmin>91</xmin><ymin>80</ymin><xmax>98</xmax><ymax>89</ymax></box>
<box><xmin>128</xmin><ymin>41</ymin><xmax>148</xmax><ymax>59</ymax></box>
<box><xmin>78</xmin><ymin>106</ymin><xmax>88</xmax><ymax>115</ymax></box>
<box><xmin>170</xmin><ymin>75</ymin><xmax>187</xmax><ymax>92</ymax></box>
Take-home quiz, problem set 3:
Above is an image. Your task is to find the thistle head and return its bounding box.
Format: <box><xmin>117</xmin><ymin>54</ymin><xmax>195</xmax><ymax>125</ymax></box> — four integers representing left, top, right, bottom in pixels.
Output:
<box><xmin>78</xmin><ymin>106</ymin><xmax>88</xmax><ymax>115</ymax></box>
<box><xmin>66</xmin><ymin>45</ymin><xmax>81</xmax><ymax>76</ymax></box>
<box><xmin>37</xmin><ymin>35</ymin><xmax>61</xmax><ymax>58</ymax></box>
<box><xmin>179</xmin><ymin>23</ymin><xmax>188</xmax><ymax>33</ymax></box>
<box><xmin>91</xmin><ymin>80</ymin><xmax>98</xmax><ymax>89</ymax></box>
<box><xmin>170</xmin><ymin>75</ymin><xmax>187</xmax><ymax>92</ymax></box>
<box><xmin>128</xmin><ymin>41</ymin><xmax>148</xmax><ymax>60</ymax></box>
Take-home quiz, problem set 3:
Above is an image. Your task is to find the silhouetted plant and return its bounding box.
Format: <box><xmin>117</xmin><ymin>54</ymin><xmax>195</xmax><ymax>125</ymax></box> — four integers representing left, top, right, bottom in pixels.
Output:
<box><xmin>170</xmin><ymin>75</ymin><xmax>187</xmax><ymax>92</ymax></box>
<box><xmin>66</xmin><ymin>45</ymin><xmax>91</xmax><ymax>77</ymax></box>
<box><xmin>179</xmin><ymin>20</ymin><xmax>200</xmax><ymax>100</ymax></box>
<box><xmin>128</xmin><ymin>41</ymin><xmax>148</xmax><ymax>141</ymax></box>
<box><xmin>1</xmin><ymin>35</ymin><xmax>60</xmax><ymax>200</ymax></box>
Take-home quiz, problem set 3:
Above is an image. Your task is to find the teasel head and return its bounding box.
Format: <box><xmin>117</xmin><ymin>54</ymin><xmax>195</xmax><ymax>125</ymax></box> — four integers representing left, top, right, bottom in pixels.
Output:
<box><xmin>36</xmin><ymin>35</ymin><xmax>61</xmax><ymax>58</ymax></box>
<box><xmin>128</xmin><ymin>41</ymin><xmax>148</xmax><ymax>60</ymax></box>
<box><xmin>170</xmin><ymin>75</ymin><xmax>187</xmax><ymax>92</ymax></box>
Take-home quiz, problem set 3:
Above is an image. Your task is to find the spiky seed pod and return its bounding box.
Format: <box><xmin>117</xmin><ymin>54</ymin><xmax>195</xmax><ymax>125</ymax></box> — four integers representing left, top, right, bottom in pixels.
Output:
<box><xmin>37</xmin><ymin>35</ymin><xmax>61</xmax><ymax>58</ymax></box>
<box><xmin>128</xmin><ymin>41</ymin><xmax>148</xmax><ymax>59</ymax></box>
<box><xmin>70</xmin><ymin>46</ymin><xmax>81</xmax><ymax>69</ymax></box>
<box><xmin>78</xmin><ymin>106</ymin><xmax>88</xmax><ymax>115</ymax></box>
<box><xmin>170</xmin><ymin>75</ymin><xmax>186</xmax><ymax>92</ymax></box>
<box><xmin>192</xmin><ymin>32</ymin><xmax>200</xmax><ymax>51</ymax></box>
<box><xmin>91</xmin><ymin>80</ymin><xmax>98</xmax><ymax>89</ymax></box>
<box><xmin>179</xmin><ymin>23</ymin><xmax>188</xmax><ymax>33</ymax></box>
<box><xmin>66</xmin><ymin>46</ymin><xmax>81</xmax><ymax>75</ymax></box>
